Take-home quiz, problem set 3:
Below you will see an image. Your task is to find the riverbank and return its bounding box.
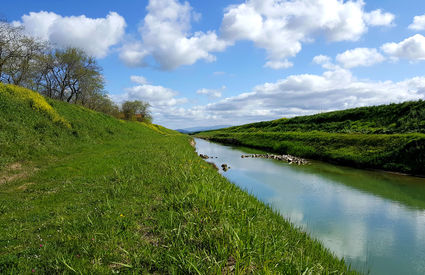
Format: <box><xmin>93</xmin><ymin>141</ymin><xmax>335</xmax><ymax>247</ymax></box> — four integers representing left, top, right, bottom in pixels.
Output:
<box><xmin>0</xmin><ymin>84</ymin><xmax>355</xmax><ymax>273</ymax></box>
<box><xmin>194</xmin><ymin>101</ymin><xmax>425</xmax><ymax>175</ymax></box>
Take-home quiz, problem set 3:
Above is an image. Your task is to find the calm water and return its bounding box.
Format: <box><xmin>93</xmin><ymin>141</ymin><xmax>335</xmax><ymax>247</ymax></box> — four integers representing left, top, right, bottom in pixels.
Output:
<box><xmin>194</xmin><ymin>138</ymin><xmax>425</xmax><ymax>275</ymax></box>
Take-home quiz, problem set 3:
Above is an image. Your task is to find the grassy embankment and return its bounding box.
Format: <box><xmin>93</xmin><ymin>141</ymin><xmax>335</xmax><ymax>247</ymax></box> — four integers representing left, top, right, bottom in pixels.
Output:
<box><xmin>195</xmin><ymin>101</ymin><xmax>425</xmax><ymax>175</ymax></box>
<box><xmin>0</xmin><ymin>84</ymin><xmax>356</xmax><ymax>273</ymax></box>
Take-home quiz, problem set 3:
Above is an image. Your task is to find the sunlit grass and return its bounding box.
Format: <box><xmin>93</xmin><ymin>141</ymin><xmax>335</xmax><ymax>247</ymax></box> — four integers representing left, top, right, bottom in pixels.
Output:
<box><xmin>0</xmin><ymin>84</ymin><xmax>356</xmax><ymax>273</ymax></box>
<box><xmin>0</xmin><ymin>84</ymin><xmax>70</xmax><ymax>128</ymax></box>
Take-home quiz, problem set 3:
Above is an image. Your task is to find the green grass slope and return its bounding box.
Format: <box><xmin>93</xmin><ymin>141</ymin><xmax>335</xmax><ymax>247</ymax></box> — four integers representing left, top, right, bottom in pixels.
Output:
<box><xmin>0</xmin><ymin>84</ymin><xmax>355</xmax><ymax>274</ymax></box>
<box><xmin>196</xmin><ymin>101</ymin><xmax>425</xmax><ymax>175</ymax></box>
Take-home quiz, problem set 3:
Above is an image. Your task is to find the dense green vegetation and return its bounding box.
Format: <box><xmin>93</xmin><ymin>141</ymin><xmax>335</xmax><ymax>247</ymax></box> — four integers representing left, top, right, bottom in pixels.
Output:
<box><xmin>196</xmin><ymin>101</ymin><xmax>425</xmax><ymax>175</ymax></box>
<box><xmin>0</xmin><ymin>84</ymin><xmax>355</xmax><ymax>273</ymax></box>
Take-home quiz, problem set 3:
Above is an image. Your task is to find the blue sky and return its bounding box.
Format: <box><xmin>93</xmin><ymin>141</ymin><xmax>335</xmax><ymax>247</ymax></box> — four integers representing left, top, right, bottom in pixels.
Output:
<box><xmin>5</xmin><ymin>0</ymin><xmax>425</xmax><ymax>128</ymax></box>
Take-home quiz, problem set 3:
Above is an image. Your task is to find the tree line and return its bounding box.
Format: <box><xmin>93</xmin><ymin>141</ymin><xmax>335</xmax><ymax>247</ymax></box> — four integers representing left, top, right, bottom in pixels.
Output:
<box><xmin>0</xmin><ymin>21</ymin><xmax>152</xmax><ymax>123</ymax></box>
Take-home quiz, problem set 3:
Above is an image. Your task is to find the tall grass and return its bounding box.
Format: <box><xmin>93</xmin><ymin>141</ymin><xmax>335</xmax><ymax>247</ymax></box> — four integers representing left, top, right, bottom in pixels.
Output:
<box><xmin>0</xmin><ymin>85</ymin><xmax>356</xmax><ymax>273</ymax></box>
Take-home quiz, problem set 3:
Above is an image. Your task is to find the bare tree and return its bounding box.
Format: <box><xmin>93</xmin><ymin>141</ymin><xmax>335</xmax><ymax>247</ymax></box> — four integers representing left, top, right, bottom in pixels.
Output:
<box><xmin>34</xmin><ymin>52</ymin><xmax>56</xmax><ymax>98</ymax></box>
<box><xmin>66</xmin><ymin>50</ymin><xmax>103</xmax><ymax>104</ymax></box>
<box><xmin>6</xmin><ymin>37</ymin><xmax>46</xmax><ymax>86</ymax></box>
<box><xmin>0</xmin><ymin>21</ymin><xmax>148</xmax><ymax>120</ymax></box>
<box><xmin>0</xmin><ymin>22</ymin><xmax>25</xmax><ymax>80</ymax></box>
<box><xmin>0</xmin><ymin>22</ymin><xmax>47</xmax><ymax>87</ymax></box>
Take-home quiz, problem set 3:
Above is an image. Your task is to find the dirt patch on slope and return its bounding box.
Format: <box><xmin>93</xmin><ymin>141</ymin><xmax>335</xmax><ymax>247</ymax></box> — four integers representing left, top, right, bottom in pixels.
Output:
<box><xmin>0</xmin><ymin>162</ymin><xmax>38</xmax><ymax>186</ymax></box>
<box><xmin>17</xmin><ymin>182</ymin><xmax>35</xmax><ymax>190</ymax></box>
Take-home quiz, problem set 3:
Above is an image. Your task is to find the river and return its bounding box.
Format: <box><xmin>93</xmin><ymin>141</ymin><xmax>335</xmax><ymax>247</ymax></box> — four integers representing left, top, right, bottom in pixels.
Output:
<box><xmin>194</xmin><ymin>138</ymin><xmax>425</xmax><ymax>274</ymax></box>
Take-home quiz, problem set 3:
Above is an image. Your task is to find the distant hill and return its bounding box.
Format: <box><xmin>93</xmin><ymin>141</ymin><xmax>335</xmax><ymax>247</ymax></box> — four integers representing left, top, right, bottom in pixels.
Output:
<box><xmin>175</xmin><ymin>125</ymin><xmax>232</xmax><ymax>134</ymax></box>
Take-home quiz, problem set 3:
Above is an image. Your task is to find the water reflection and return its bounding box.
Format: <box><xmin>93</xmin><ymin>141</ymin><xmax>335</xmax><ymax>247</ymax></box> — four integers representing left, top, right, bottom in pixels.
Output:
<box><xmin>195</xmin><ymin>138</ymin><xmax>425</xmax><ymax>275</ymax></box>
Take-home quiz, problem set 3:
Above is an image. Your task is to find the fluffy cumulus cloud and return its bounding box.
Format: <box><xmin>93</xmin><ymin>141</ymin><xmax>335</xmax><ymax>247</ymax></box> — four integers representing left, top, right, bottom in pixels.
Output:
<box><xmin>119</xmin><ymin>42</ymin><xmax>148</xmax><ymax>67</ymax></box>
<box><xmin>196</xmin><ymin>86</ymin><xmax>225</xmax><ymax>98</ymax></box>
<box><xmin>220</xmin><ymin>0</ymin><xmax>394</xmax><ymax>69</ymax></box>
<box><xmin>119</xmin><ymin>0</ymin><xmax>394</xmax><ymax>70</ymax></box>
<box><xmin>313</xmin><ymin>55</ymin><xmax>342</xmax><ymax>70</ymax></box>
<box><xmin>336</xmin><ymin>48</ymin><xmax>385</xmax><ymax>68</ymax></box>
<box><xmin>133</xmin><ymin>67</ymin><xmax>425</xmax><ymax>128</ymax></box>
<box><xmin>112</xmin><ymin>77</ymin><xmax>188</xmax><ymax>123</ymax></box>
<box><xmin>120</xmin><ymin>0</ymin><xmax>228</xmax><ymax>70</ymax></box>
<box><xmin>381</xmin><ymin>34</ymin><xmax>425</xmax><ymax>61</ymax></box>
<box><xmin>409</xmin><ymin>14</ymin><xmax>425</xmax><ymax>31</ymax></box>
<box><xmin>363</xmin><ymin>9</ymin><xmax>395</xmax><ymax>26</ymax></box>
<box><xmin>197</xmin><ymin>69</ymin><xmax>424</xmax><ymax>122</ymax></box>
<box><xmin>313</xmin><ymin>55</ymin><xmax>332</xmax><ymax>65</ymax></box>
<box><xmin>13</xmin><ymin>11</ymin><xmax>126</xmax><ymax>58</ymax></box>
<box><xmin>119</xmin><ymin>84</ymin><xmax>187</xmax><ymax>107</ymax></box>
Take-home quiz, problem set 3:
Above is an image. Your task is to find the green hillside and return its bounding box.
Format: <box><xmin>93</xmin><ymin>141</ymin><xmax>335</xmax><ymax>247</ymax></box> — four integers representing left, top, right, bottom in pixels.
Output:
<box><xmin>0</xmin><ymin>84</ymin><xmax>355</xmax><ymax>273</ymax></box>
<box><xmin>196</xmin><ymin>101</ymin><xmax>425</xmax><ymax>175</ymax></box>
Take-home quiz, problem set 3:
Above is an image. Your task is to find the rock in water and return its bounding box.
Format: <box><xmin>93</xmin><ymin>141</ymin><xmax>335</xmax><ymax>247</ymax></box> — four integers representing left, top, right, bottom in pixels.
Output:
<box><xmin>240</xmin><ymin>154</ymin><xmax>308</xmax><ymax>165</ymax></box>
<box><xmin>199</xmin><ymin>154</ymin><xmax>209</xmax><ymax>159</ymax></box>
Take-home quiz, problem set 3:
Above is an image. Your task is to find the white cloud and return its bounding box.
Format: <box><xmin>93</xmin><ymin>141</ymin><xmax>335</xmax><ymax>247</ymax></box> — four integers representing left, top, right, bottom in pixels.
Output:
<box><xmin>13</xmin><ymin>11</ymin><xmax>126</xmax><ymax>58</ymax></box>
<box><xmin>381</xmin><ymin>34</ymin><xmax>425</xmax><ymax>61</ymax></box>
<box><xmin>119</xmin><ymin>42</ymin><xmax>148</xmax><ymax>67</ymax></box>
<box><xmin>264</xmin><ymin>60</ymin><xmax>293</xmax><ymax>69</ymax></box>
<box><xmin>363</xmin><ymin>9</ymin><xmax>395</xmax><ymax>26</ymax></box>
<box><xmin>220</xmin><ymin>0</ymin><xmax>394</xmax><ymax>69</ymax></box>
<box><xmin>336</xmin><ymin>48</ymin><xmax>385</xmax><ymax>68</ymax></box>
<box><xmin>119</xmin><ymin>0</ymin><xmax>228</xmax><ymax>70</ymax></box>
<box><xmin>135</xmin><ymin>67</ymin><xmax>425</xmax><ymax>128</ymax></box>
<box><xmin>119</xmin><ymin>0</ymin><xmax>395</xmax><ymax>70</ymax></box>
<box><xmin>313</xmin><ymin>55</ymin><xmax>332</xmax><ymax>65</ymax></box>
<box><xmin>409</xmin><ymin>14</ymin><xmax>425</xmax><ymax>31</ymax></box>
<box><xmin>130</xmin><ymin>75</ymin><xmax>148</xmax><ymax>85</ymax></box>
<box><xmin>313</xmin><ymin>55</ymin><xmax>339</xmax><ymax>70</ymax></box>
<box><xmin>116</xmin><ymin>84</ymin><xmax>187</xmax><ymax>107</ymax></box>
<box><xmin>196</xmin><ymin>86</ymin><xmax>225</xmax><ymax>98</ymax></box>
<box><xmin>112</xmin><ymin>77</ymin><xmax>188</xmax><ymax>124</ymax></box>
<box><xmin>125</xmin><ymin>84</ymin><xmax>187</xmax><ymax>107</ymax></box>
<box><xmin>197</xmin><ymin>70</ymin><xmax>424</xmax><ymax>125</ymax></box>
